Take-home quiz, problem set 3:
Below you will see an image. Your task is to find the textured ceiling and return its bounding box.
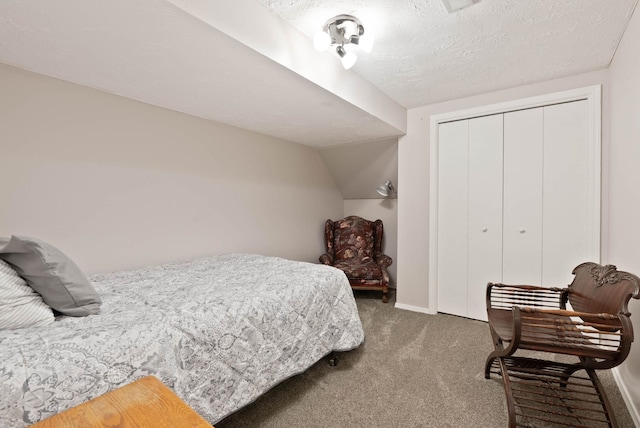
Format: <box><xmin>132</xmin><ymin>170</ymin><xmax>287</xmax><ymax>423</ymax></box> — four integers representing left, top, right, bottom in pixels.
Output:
<box><xmin>257</xmin><ymin>0</ymin><xmax>638</xmax><ymax>107</ymax></box>
<box><xmin>0</xmin><ymin>0</ymin><xmax>637</xmax><ymax>147</ymax></box>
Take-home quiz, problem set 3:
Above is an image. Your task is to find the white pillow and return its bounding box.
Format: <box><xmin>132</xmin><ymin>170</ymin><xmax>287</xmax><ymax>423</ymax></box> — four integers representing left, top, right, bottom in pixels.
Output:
<box><xmin>0</xmin><ymin>259</ymin><xmax>54</xmax><ymax>330</ymax></box>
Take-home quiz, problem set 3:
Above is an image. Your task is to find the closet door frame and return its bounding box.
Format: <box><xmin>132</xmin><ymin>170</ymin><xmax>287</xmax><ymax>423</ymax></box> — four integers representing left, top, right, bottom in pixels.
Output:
<box><xmin>428</xmin><ymin>85</ymin><xmax>601</xmax><ymax>315</ymax></box>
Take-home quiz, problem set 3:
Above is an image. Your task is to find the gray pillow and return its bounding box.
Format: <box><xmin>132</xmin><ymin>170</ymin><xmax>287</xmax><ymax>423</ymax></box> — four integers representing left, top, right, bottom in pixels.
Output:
<box><xmin>0</xmin><ymin>235</ymin><xmax>101</xmax><ymax>316</ymax></box>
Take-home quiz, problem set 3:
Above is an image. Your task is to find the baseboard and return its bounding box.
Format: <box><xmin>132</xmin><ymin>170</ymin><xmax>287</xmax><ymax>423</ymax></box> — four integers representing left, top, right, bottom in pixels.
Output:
<box><xmin>612</xmin><ymin>367</ymin><xmax>640</xmax><ymax>427</ymax></box>
<box><xmin>394</xmin><ymin>302</ymin><xmax>436</xmax><ymax>314</ymax></box>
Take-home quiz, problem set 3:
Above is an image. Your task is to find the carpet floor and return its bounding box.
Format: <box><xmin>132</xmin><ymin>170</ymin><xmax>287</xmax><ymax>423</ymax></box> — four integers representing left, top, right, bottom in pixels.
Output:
<box><xmin>216</xmin><ymin>291</ymin><xmax>635</xmax><ymax>428</ymax></box>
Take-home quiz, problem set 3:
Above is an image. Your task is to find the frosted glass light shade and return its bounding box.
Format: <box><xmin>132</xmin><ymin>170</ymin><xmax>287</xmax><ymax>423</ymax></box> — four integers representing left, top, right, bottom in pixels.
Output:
<box><xmin>358</xmin><ymin>32</ymin><xmax>374</xmax><ymax>53</ymax></box>
<box><xmin>341</xmin><ymin>51</ymin><xmax>357</xmax><ymax>69</ymax></box>
<box><xmin>313</xmin><ymin>31</ymin><xmax>331</xmax><ymax>51</ymax></box>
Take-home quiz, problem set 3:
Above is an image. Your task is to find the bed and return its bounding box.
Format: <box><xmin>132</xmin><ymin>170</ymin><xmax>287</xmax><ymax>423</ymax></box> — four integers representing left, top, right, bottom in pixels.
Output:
<box><xmin>0</xmin><ymin>252</ymin><xmax>365</xmax><ymax>427</ymax></box>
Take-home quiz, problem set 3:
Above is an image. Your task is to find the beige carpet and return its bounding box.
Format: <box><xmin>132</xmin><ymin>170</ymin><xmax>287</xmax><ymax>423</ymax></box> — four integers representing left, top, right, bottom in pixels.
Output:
<box><xmin>216</xmin><ymin>291</ymin><xmax>635</xmax><ymax>428</ymax></box>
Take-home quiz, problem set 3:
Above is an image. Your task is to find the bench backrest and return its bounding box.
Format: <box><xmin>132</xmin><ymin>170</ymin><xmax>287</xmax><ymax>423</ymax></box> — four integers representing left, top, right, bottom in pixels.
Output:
<box><xmin>569</xmin><ymin>262</ymin><xmax>640</xmax><ymax>329</ymax></box>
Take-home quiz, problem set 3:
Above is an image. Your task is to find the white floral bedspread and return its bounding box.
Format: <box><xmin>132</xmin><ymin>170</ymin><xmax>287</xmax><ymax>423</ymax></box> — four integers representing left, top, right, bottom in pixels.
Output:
<box><xmin>0</xmin><ymin>254</ymin><xmax>364</xmax><ymax>426</ymax></box>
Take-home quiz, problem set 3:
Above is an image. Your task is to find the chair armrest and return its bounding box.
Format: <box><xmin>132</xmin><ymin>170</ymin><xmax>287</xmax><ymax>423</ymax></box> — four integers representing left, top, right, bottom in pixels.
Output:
<box><xmin>319</xmin><ymin>253</ymin><xmax>333</xmax><ymax>265</ymax></box>
<box><xmin>486</xmin><ymin>282</ymin><xmax>568</xmax><ymax>311</ymax></box>
<box><xmin>514</xmin><ymin>306</ymin><xmax>632</xmax><ymax>368</ymax></box>
<box><xmin>373</xmin><ymin>252</ymin><xmax>393</xmax><ymax>268</ymax></box>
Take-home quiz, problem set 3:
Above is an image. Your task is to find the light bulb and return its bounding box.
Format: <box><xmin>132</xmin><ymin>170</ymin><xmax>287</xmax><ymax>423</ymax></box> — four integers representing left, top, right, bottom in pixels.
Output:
<box><xmin>341</xmin><ymin>51</ymin><xmax>357</xmax><ymax>69</ymax></box>
<box><xmin>358</xmin><ymin>31</ymin><xmax>374</xmax><ymax>53</ymax></box>
<box><xmin>313</xmin><ymin>31</ymin><xmax>331</xmax><ymax>52</ymax></box>
<box><xmin>336</xmin><ymin>46</ymin><xmax>357</xmax><ymax>70</ymax></box>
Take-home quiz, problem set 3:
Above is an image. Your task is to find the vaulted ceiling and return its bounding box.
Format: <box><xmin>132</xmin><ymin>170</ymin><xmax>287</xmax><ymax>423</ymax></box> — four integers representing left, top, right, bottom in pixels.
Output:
<box><xmin>0</xmin><ymin>0</ymin><xmax>637</xmax><ymax>148</ymax></box>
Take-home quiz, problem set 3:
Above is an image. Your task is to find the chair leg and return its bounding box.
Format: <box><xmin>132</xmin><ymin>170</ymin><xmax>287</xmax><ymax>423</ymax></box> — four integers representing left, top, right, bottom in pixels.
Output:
<box><xmin>382</xmin><ymin>288</ymin><xmax>389</xmax><ymax>303</ymax></box>
<box><xmin>328</xmin><ymin>352</ymin><xmax>338</xmax><ymax>367</ymax></box>
<box><xmin>587</xmin><ymin>368</ymin><xmax>619</xmax><ymax>428</ymax></box>
<box><xmin>558</xmin><ymin>364</ymin><xmax>582</xmax><ymax>389</ymax></box>
<box><xmin>485</xmin><ymin>329</ymin><xmax>505</xmax><ymax>379</ymax></box>
<box><xmin>484</xmin><ymin>348</ymin><xmax>509</xmax><ymax>379</ymax></box>
<box><xmin>485</xmin><ymin>355</ymin><xmax>496</xmax><ymax>379</ymax></box>
<box><xmin>498</xmin><ymin>358</ymin><xmax>518</xmax><ymax>428</ymax></box>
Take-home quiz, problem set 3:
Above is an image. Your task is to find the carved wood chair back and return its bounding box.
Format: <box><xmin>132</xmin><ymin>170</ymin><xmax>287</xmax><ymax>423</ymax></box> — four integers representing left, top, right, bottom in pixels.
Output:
<box><xmin>568</xmin><ymin>262</ymin><xmax>640</xmax><ymax>331</ymax></box>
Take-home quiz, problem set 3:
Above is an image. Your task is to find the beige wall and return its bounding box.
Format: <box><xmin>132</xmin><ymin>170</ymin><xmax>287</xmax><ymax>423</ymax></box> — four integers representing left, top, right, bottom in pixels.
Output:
<box><xmin>0</xmin><ymin>63</ymin><xmax>343</xmax><ymax>274</ymax></box>
<box><xmin>343</xmin><ymin>199</ymin><xmax>398</xmax><ymax>287</ymax></box>
<box><xmin>397</xmin><ymin>68</ymin><xmax>610</xmax><ymax>312</ymax></box>
<box><xmin>608</xmin><ymin>4</ymin><xmax>640</xmax><ymax>422</ymax></box>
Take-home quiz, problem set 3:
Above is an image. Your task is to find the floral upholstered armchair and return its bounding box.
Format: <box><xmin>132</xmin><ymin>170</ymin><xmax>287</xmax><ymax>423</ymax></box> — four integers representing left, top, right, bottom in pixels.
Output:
<box><xmin>319</xmin><ymin>216</ymin><xmax>393</xmax><ymax>302</ymax></box>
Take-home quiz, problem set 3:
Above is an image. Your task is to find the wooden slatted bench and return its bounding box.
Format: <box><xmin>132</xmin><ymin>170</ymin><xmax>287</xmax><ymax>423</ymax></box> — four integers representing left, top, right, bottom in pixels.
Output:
<box><xmin>484</xmin><ymin>262</ymin><xmax>640</xmax><ymax>428</ymax></box>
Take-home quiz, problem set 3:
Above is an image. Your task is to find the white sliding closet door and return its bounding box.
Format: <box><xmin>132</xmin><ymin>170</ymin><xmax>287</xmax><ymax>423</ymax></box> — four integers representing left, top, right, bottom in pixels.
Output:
<box><xmin>437</xmin><ymin>120</ymin><xmax>469</xmax><ymax>317</ymax></box>
<box><xmin>542</xmin><ymin>101</ymin><xmax>590</xmax><ymax>287</ymax></box>
<box><xmin>434</xmin><ymin>91</ymin><xmax>599</xmax><ymax>322</ymax></box>
<box><xmin>502</xmin><ymin>108</ymin><xmax>544</xmax><ymax>285</ymax></box>
<box><xmin>467</xmin><ymin>114</ymin><xmax>503</xmax><ymax>321</ymax></box>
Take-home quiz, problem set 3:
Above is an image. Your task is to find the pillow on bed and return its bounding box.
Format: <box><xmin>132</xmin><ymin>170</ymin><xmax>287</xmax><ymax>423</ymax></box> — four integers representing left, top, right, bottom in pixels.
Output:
<box><xmin>0</xmin><ymin>259</ymin><xmax>55</xmax><ymax>329</ymax></box>
<box><xmin>0</xmin><ymin>235</ymin><xmax>101</xmax><ymax>316</ymax></box>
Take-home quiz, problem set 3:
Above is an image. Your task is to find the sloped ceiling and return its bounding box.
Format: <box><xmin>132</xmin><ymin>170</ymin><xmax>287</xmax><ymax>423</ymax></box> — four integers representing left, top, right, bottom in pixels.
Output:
<box><xmin>1</xmin><ymin>0</ymin><xmax>637</xmax><ymax>147</ymax></box>
<box><xmin>319</xmin><ymin>139</ymin><xmax>398</xmax><ymax>200</ymax></box>
<box><xmin>0</xmin><ymin>0</ymin><xmax>404</xmax><ymax>148</ymax></box>
<box><xmin>0</xmin><ymin>0</ymin><xmax>637</xmax><ymax>198</ymax></box>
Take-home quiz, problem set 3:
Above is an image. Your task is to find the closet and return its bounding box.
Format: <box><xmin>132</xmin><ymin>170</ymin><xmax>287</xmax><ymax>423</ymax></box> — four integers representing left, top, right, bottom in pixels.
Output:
<box><xmin>435</xmin><ymin>98</ymin><xmax>599</xmax><ymax>322</ymax></box>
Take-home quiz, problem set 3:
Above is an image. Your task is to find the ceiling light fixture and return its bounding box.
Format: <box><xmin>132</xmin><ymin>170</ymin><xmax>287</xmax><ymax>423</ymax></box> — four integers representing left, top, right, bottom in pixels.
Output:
<box><xmin>313</xmin><ymin>14</ymin><xmax>374</xmax><ymax>70</ymax></box>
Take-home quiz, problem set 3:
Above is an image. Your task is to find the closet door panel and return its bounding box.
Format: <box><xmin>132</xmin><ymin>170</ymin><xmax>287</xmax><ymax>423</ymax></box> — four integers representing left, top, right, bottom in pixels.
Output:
<box><xmin>467</xmin><ymin>114</ymin><xmax>503</xmax><ymax>321</ymax></box>
<box><xmin>542</xmin><ymin>101</ymin><xmax>590</xmax><ymax>287</ymax></box>
<box><xmin>437</xmin><ymin>120</ymin><xmax>469</xmax><ymax>317</ymax></box>
<box><xmin>503</xmin><ymin>108</ymin><xmax>543</xmax><ymax>285</ymax></box>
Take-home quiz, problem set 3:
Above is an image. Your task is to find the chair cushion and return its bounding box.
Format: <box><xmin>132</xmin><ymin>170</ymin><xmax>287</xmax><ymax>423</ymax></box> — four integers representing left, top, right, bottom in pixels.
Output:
<box><xmin>334</xmin><ymin>259</ymin><xmax>382</xmax><ymax>281</ymax></box>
